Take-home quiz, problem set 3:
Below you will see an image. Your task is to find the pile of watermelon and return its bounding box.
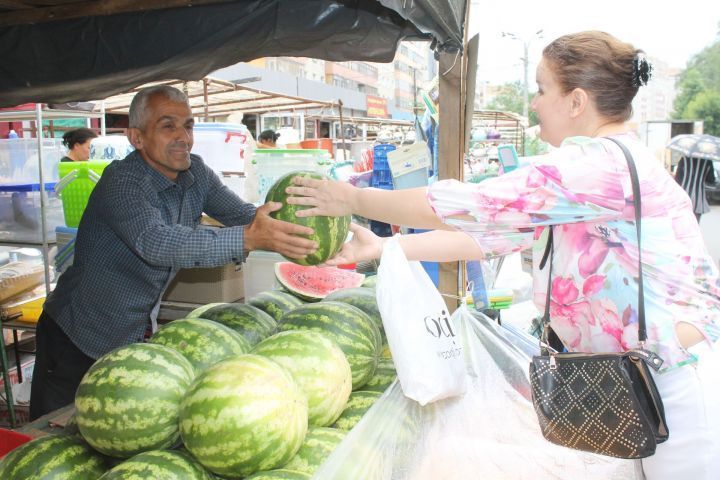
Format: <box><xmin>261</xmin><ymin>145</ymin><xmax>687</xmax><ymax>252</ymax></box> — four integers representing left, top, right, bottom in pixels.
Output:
<box><xmin>0</xmin><ymin>276</ymin><xmax>395</xmax><ymax>480</ymax></box>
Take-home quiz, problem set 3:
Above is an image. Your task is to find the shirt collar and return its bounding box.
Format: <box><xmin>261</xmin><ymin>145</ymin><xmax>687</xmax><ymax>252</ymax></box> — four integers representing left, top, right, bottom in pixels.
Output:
<box><xmin>129</xmin><ymin>150</ymin><xmax>196</xmax><ymax>192</ymax></box>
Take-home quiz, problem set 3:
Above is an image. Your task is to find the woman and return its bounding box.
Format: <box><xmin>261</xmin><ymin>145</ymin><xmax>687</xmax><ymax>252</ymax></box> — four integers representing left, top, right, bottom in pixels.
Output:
<box><xmin>674</xmin><ymin>155</ymin><xmax>716</xmax><ymax>223</ymax></box>
<box><xmin>257</xmin><ymin>129</ymin><xmax>280</xmax><ymax>149</ymax></box>
<box><xmin>61</xmin><ymin>127</ymin><xmax>97</xmax><ymax>162</ymax></box>
<box><xmin>287</xmin><ymin>31</ymin><xmax>719</xmax><ymax>478</ymax></box>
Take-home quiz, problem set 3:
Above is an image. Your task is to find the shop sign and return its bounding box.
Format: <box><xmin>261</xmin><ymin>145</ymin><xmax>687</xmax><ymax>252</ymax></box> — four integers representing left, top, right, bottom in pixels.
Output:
<box><xmin>366</xmin><ymin>95</ymin><xmax>389</xmax><ymax>119</ymax></box>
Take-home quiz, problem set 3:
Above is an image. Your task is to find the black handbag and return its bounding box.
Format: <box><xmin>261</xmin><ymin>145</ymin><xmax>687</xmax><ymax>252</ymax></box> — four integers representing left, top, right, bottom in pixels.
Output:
<box><xmin>528</xmin><ymin>137</ymin><xmax>669</xmax><ymax>459</ymax></box>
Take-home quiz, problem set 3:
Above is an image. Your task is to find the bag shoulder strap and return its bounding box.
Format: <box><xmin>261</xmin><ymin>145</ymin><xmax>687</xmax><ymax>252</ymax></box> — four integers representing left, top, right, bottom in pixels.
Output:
<box><xmin>540</xmin><ymin>136</ymin><xmax>647</xmax><ymax>345</ymax></box>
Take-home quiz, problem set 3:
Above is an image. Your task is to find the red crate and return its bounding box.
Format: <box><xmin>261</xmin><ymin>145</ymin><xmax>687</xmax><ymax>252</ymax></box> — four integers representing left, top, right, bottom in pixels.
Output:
<box><xmin>0</xmin><ymin>428</ymin><xmax>32</xmax><ymax>458</ymax></box>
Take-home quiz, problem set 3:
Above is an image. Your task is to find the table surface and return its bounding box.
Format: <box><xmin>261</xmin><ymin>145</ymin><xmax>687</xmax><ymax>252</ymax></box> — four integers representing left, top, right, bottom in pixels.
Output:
<box><xmin>1</xmin><ymin>319</ymin><xmax>38</xmax><ymax>332</ymax></box>
<box><xmin>18</xmin><ymin>403</ymin><xmax>75</xmax><ymax>438</ymax></box>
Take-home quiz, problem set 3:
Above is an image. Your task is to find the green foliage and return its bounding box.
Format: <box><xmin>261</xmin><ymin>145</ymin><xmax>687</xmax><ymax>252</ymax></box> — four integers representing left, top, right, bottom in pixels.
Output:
<box><xmin>673</xmin><ymin>40</ymin><xmax>720</xmax><ymax>135</ymax></box>
<box><xmin>485</xmin><ymin>81</ymin><xmax>539</xmax><ymax>126</ymax></box>
<box><xmin>524</xmin><ymin>134</ymin><xmax>549</xmax><ymax>156</ymax></box>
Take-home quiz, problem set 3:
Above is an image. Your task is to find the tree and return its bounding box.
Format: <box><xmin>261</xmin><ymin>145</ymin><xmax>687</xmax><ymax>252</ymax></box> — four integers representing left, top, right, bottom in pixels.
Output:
<box><xmin>485</xmin><ymin>81</ymin><xmax>539</xmax><ymax>126</ymax></box>
<box><xmin>673</xmin><ymin>39</ymin><xmax>720</xmax><ymax>135</ymax></box>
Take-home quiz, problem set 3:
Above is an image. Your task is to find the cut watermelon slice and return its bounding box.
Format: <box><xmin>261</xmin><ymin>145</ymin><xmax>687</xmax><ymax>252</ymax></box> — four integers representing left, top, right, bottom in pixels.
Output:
<box><xmin>274</xmin><ymin>262</ymin><xmax>365</xmax><ymax>301</ymax></box>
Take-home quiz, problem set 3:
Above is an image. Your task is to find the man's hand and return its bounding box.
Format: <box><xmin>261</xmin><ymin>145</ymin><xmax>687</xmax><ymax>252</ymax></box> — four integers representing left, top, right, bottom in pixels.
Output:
<box><xmin>322</xmin><ymin>223</ymin><xmax>384</xmax><ymax>266</ymax></box>
<box><xmin>245</xmin><ymin>202</ymin><xmax>317</xmax><ymax>259</ymax></box>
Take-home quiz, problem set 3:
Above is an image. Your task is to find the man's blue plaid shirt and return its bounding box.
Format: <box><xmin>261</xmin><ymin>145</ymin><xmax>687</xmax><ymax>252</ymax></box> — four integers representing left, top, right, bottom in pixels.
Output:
<box><xmin>44</xmin><ymin>151</ymin><xmax>256</xmax><ymax>358</ymax></box>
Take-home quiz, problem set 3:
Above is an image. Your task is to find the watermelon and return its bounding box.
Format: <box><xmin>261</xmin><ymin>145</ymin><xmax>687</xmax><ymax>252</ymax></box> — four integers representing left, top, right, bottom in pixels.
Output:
<box><xmin>332</xmin><ymin>391</ymin><xmax>383</xmax><ymax>431</ymax></box>
<box><xmin>275</xmin><ymin>262</ymin><xmax>365</xmax><ymax>301</ymax></box>
<box><xmin>361</xmin><ymin>275</ymin><xmax>377</xmax><ymax>289</ymax></box>
<box><xmin>265</xmin><ymin>171</ymin><xmax>350</xmax><ymax>266</ymax></box>
<box><xmin>282</xmin><ymin>427</ymin><xmax>346</xmax><ymax>474</ymax></box>
<box><xmin>252</xmin><ymin>330</ymin><xmax>352</xmax><ymax>427</ymax></box>
<box><xmin>323</xmin><ymin>287</ymin><xmax>384</xmax><ymax>344</ymax></box>
<box><xmin>75</xmin><ymin>343</ymin><xmax>195</xmax><ymax>458</ymax></box>
<box><xmin>98</xmin><ymin>450</ymin><xmax>213</xmax><ymax>479</ymax></box>
<box><xmin>245</xmin><ymin>469</ymin><xmax>311</xmax><ymax>480</ymax></box>
<box><xmin>362</xmin><ymin>358</ymin><xmax>397</xmax><ymax>393</ymax></box>
<box><xmin>194</xmin><ymin>303</ymin><xmax>277</xmax><ymax>346</ymax></box>
<box><xmin>179</xmin><ymin>354</ymin><xmax>308</xmax><ymax>478</ymax></box>
<box><xmin>148</xmin><ymin>318</ymin><xmax>250</xmax><ymax>374</ymax></box>
<box><xmin>278</xmin><ymin>301</ymin><xmax>380</xmax><ymax>390</ymax></box>
<box><xmin>0</xmin><ymin>434</ymin><xmax>108</xmax><ymax>479</ymax></box>
<box><xmin>186</xmin><ymin>302</ymin><xmax>226</xmax><ymax>319</ymax></box>
<box><xmin>247</xmin><ymin>290</ymin><xmax>304</xmax><ymax>321</ymax></box>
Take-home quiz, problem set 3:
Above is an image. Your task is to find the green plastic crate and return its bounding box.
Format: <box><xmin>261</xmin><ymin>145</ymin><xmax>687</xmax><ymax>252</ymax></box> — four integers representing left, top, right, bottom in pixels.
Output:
<box><xmin>56</xmin><ymin>161</ymin><xmax>110</xmax><ymax>227</ymax></box>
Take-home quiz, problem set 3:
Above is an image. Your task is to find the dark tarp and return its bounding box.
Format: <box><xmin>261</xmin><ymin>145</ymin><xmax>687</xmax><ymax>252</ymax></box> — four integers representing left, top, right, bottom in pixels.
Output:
<box><xmin>0</xmin><ymin>0</ymin><xmax>465</xmax><ymax>108</ymax></box>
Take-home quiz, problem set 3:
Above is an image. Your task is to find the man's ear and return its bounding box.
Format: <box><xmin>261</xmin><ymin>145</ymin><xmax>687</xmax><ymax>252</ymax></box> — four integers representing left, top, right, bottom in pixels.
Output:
<box><xmin>569</xmin><ymin>88</ymin><xmax>589</xmax><ymax>118</ymax></box>
<box><xmin>128</xmin><ymin>128</ymin><xmax>143</xmax><ymax>149</ymax></box>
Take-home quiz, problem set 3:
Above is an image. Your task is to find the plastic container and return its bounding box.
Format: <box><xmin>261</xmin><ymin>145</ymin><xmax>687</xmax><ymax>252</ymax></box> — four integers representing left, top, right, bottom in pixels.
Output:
<box><xmin>192</xmin><ymin>123</ymin><xmax>254</xmax><ymax>174</ymax></box>
<box><xmin>0</xmin><ymin>183</ymin><xmax>64</xmax><ymax>243</ymax></box>
<box><xmin>89</xmin><ymin>135</ymin><xmax>134</xmax><ymax>161</ymax></box>
<box><xmin>56</xmin><ymin>161</ymin><xmax>110</xmax><ymax>227</ymax></box>
<box><xmin>0</xmin><ymin>138</ymin><xmax>65</xmax><ymax>185</ymax></box>
<box><xmin>243</xmin><ymin>250</ymin><xmax>285</xmax><ymax>300</ymax></box>
<box><xmin>252</xmin><ymin>149</ymin><xmax>331</xmax><ymax>203</ymax></box>
<box><xmin>370</xmin><ymin>144</ymin><xmax>396</xmax><ymax>190</ymax></box>
<box><xmin>55</xmin><ymin>226</ymin><xmax>78</xmax><ymax>274</ymax></box>
<box><xmin>300</xmin><ymin>139</ymin><xmax>334</xmax><ymax>158</ymax></box>
<box><xmin>0</xmin><ymin>428</ymin><xmax>32</xmax><ymax>458</ymax></box>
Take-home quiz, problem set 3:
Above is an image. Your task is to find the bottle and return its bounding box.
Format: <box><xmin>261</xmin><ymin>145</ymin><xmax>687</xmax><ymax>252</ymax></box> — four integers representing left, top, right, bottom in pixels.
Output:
<box><xmin>8</xmin><ymin>129</ymin><xmax>18</xmax><ymax>139</ymax></box>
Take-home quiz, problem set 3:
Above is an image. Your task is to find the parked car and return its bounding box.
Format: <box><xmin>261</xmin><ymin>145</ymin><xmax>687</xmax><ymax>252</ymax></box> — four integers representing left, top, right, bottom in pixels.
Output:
<box><xmin>707</xmin><ymin>160</ymin><xmax>720</xmax><ymax>204</ymax></box>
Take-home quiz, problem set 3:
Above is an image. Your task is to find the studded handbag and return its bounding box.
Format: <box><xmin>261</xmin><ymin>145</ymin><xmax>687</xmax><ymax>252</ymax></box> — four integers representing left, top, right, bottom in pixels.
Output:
<box><xmin>528</xmin><ymin>137</ymin><xmax>669</xmax><ymax>459</ymax></box>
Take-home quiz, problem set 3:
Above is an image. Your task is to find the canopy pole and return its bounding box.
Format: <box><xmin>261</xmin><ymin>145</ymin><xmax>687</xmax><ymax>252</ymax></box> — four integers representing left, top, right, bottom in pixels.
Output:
<box><xmin>203</xmin><ymin>78</ymin><xmax>210</xmax><ymax>122</ymax></box>
<box><xmin>338</xmin><ymin>100</ymin><xmax>347</xmax><ymax>159</ymax></box>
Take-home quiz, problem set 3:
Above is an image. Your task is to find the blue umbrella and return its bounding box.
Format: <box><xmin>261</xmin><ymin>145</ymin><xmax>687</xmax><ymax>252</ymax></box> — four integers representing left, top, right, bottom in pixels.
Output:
<box><xmin>666</xmin><ymin>134</ymin><xmax>720</xmax><ymax>161</ymax></box>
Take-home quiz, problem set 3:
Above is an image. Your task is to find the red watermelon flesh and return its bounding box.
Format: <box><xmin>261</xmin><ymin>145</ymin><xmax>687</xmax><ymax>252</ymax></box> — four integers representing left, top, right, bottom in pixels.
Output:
<box><xmin>275</xmin><ymin>262</ymin><xmax>365</xmax><ymax>301</ymax></box>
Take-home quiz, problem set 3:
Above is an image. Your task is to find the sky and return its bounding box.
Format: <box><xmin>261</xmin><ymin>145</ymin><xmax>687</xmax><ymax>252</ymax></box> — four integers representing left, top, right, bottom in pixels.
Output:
<box><xmin>467</xmin><ymin>0</ymin><xmax>720</xmax><ymax>88</ymax></box>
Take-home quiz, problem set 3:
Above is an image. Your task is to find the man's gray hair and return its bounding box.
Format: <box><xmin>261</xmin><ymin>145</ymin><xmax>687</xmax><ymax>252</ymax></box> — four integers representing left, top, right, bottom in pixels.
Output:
<box><xmin>128</xmin><ymin>86</ymin><xmax>188</xmax><ymax>129</ymax></box>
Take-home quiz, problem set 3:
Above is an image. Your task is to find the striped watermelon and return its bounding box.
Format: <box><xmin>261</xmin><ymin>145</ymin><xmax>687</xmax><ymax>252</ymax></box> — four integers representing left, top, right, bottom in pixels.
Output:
<box><xmin>0</xmin><ymin>434</ymin><xmax>107</xmax><ymax>479</ymax></box>
<box><xmin>179</xmin><ymin>354</ymin><xmax>308</xmax><ymax>478</ymax></box>
<box><xmin>275</xmin><ymin>262</ymin><xmax>365</xmax><ymax>302</ymax></box>
<box><xmin>265</xmin><ymin>171</ymin><xmax>350</xmax><ymax>266</ymax></box>
<box><xmin>75</xmin><ymin>343</ymin><xmax>195</xmax><ymax>458</ymax></box>
<box><xmin>361</xmin><ymin>357</ymin><xmax>397</xmax><ymax>393</ymax></box>
<box><xmin>245</xmin><ymin>469</ymin><xmax>311</xmax><ymax>480</ymax></box>
<box><xmin>186</xmin><ymin>302</ymin><xmax>226</xmax><ymax>319</ymax></box>
<box><xmin>361</xmin><ymin>275</ymin><xmax>377</xmax><ymax>289</ymax></box>
<box><xmin>278</xmin><ymin>302</ymin><xmax>380</xmax><ymax>390</ymax></box>
<box><xmin>332</xmin><ymin>390</ymin><xmax>383</xmax><ymax>431</ymax></box>
<box><xmin>252</xmin><ymin>330</ymin><xmax>352</xmax><ymax>427</ymax></box>
<box><xmin>194</xmin><ymin>303</ymin><xmax>277</xmax><ymax>346</ymax></box>
<box><xmin>323</xmin><ymin>287</ymin><xmax>384</xmax><ymax>344</ymax></box>
<box><xmin>282</xmin><ymin>427</ymin><xmax>346</xmax><ymax>474</ymax></box>
<box><xmin>247</xmin><ymin>290</ymin><xmax>304</xmax><ymax>321</ymax></box>
<box><xmin>148</xmin><ymin>318</ymin><xmax>250</xmax><ymax>374</ymax></box>
<box><xmin>98</xmin><ymin>450</ymin><xmax>213</xmax><ymax>479</ymax></box>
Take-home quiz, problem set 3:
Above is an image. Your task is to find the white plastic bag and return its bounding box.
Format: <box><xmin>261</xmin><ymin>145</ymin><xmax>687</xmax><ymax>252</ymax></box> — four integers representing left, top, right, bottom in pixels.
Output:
<box><xmin>376</xmin><ymin>235</ymin><xmax>467</xmax><ymax>405</ymax></box>
<box><xmin>313</xmin><ymin>309</ymin><xmax>641</xmax><ymax>480</ymax></box>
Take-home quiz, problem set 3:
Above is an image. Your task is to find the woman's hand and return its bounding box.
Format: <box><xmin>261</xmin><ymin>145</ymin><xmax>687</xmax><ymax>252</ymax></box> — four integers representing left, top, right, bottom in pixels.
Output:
<box><xmin>285</xmin><ymin>175</ymin><xmax>356</xmax><ymax>218</ymax></box>
<box><xmin>323</xmin><ymin>223</ymin><xmax>385</xmax><ymax>266</ymax></box>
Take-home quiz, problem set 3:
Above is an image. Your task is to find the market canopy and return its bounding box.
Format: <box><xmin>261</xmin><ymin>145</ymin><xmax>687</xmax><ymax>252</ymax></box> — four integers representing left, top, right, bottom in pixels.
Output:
<box><xmin>0</xmin><ymin>0</ymin><xmax>466</xmax><ymax>108</ymax></box>
<box><xmin>97</xmin><ymin>77</ymin><xmax>338</xmax><ymax>119</ymax></box>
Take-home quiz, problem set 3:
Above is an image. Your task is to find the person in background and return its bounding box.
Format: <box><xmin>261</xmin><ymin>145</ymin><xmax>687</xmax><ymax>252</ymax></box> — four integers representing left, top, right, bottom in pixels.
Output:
<box><xmin>61</xmin><ymin>127</ymin><xmax>98</xmax><ymax>162</ymax></box>
<box><xmin>29</xmin><ymin>85</ymin><xmax>317</xmax><ymax>420</ymax></box>
<box><xmin>287</xmin><ymin>31</ymin><xmax>719</xmax><ymax>479</ymax></box>
<box><xmin>674</xmin><ymin>155</ymin><xmax>716</xmax><ymax>223</ymax></box>
<box><xmin>257</xmin><ymin>129</ymin><xmax>280</xmax><ymax>148</ymax></box>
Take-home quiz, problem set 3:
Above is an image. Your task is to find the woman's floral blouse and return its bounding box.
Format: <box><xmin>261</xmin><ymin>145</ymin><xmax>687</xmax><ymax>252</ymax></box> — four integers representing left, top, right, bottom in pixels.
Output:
<box><xmin>428</xmin><ymin>133</ymin><xmax>720</xmax><ymax>370</ymax></box>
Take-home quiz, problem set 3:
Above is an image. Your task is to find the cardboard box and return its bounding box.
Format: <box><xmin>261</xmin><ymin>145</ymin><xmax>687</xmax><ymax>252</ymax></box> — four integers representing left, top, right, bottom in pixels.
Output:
<box><xmin>163</xmin><ymin>263</ymin><xmax>244</xmax><ymax>304</ymax></box>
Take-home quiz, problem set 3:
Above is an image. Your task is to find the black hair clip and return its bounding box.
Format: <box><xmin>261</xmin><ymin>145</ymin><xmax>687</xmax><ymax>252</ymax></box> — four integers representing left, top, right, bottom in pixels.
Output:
<box><xmin>632</xmin><ymin>58</ymin><xmax>652</xmax><ymax>87</ymax></box>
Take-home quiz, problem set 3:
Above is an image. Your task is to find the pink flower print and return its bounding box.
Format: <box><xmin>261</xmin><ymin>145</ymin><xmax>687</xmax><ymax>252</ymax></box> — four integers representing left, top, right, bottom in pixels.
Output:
<box><xmin>582</xmin><ymin>274</ymin><xmax>606</xmax><ymax>297</ymax></box>
<box><xmin>578</xmin><ymin>236</ymin><xmax>609</xmax><ymax>278</ymax></box>
<box><xmin>591</xmin><ymin>299</ymin><xmax>623</xmax><ymax>340</ymax></box>
<box><xmin>621</xmin><ymin>304</ymin><xmax>637</xmax><ymax>327</ymax></box>
<box><xmin>621</xmin><ymin>324</ymin><xmax>639</xmax><ymax>350</ymax></box>
<box><xmin>525</xmin><ymin>167</ymin><xmax>549</xmax><ymax>189</ymax></box>
<box><xmin>549</xmin><ymin>300</ymin><xmax>592</xmax><ymax>349</ymax></box>
<box><xmin>590</xmin><ymin>330</ymin><xmax>622</xmax><ymax>352</ymax></box>
<box><xmin>551</xmin><ymin>277</ymin><xmax>578</xmax><ymax>305</ymax></box>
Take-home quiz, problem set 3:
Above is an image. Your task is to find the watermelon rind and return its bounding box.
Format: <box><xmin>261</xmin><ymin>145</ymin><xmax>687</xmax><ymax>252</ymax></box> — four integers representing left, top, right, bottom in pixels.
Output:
<box><xmin>275</xmin><ymin>262</ymin><xmax>365</xmax><ymax>301</ymax></box>
<box><xmin>265</xmin><ymin>171</ymin><xmax>350</xmax><ymax>266</ymax></box>
<box><xmin>252</xmin><ymin>330</ymin><xmax>352</xmax><ymax>427</ymax></box>
<box><xmin>179</xmin><ymin>354</ymin><xmax>308</xmax><ymax>478</ymax></box>
<box><xmin>194</xmin><ymin>303</ymin><xmax>277</xmax><ymax>347</ymax></box>
<box><xmin>245</xmin><ymin>468</ymin><xmax>311</xmax><ymax>480</ymax></box>
<box><xmin>361</xmin><ymin>357</ymin><xmax>397</xmax><ymax>393</ymax></box>
<box><xmin>247</xmin><ymin>290</ymin><xmax>304</xmax><ymax>321</ymax></box>
<box><xmin>75</xmin><ymin>343</ymin><xmax>195</xmax><ymax>458</ymax></box>
<box><xmin>148</xmin><ymin>318</ymin><xmax>250</xmax><ymax>374</ymax></box>
<box><xmin>361</xmin><ymin>275</ymin><xmax>377</xmax><ymax>289</ymax></box>
<box><xmin>281</xmin><ymin>427</ymin><xmax>346</xmax><ymax>475</ymax></box>
<box><xmin>0</xmin><ymin>434</ymin><xmax>108</xmax><ymax>480</ymax></box>
<box><xmin>323</xmin><ymin>287</ymin><xmax>384</xmax><ymax>345</ymax></box>
<box><xmin>98</xmin><ymin>449</ymin><xmax>213</xmax><ymax>479</ymax></box>
<box><xmin>186</xmin><ymin>302</ymin><xmax>226</xmax><ymax>319</ymax></box>
<box><xmin>278</xmin><ymin>301</ymin><xmax>380</xmax><ymax>390</ymax></box>
<box><xmin>332</xmin><ymin>390</ymin><xmax>383</xmax><ymax>431</ymax></box>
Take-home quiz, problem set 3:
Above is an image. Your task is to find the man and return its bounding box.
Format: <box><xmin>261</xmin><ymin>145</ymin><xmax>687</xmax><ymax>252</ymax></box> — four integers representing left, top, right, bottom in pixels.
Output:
<box><xmin>29</xmin><ymin>86</ymin><xmax>317</xmax><ymax>419</ymax></box>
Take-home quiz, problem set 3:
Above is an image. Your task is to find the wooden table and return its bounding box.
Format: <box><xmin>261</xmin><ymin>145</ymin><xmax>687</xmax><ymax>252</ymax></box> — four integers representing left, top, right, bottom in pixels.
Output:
<box><xmin>18</xmin><ymin>403</ymin><xmax>75</xmax><ymax>438</ymax></box>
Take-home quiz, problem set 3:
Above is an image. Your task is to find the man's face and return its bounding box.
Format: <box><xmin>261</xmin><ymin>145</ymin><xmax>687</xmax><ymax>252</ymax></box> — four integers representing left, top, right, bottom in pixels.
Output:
<box><xmin>130</xmin><ymin>94</ymin><xmax>194</xmax><ymax>181</ymax></box>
